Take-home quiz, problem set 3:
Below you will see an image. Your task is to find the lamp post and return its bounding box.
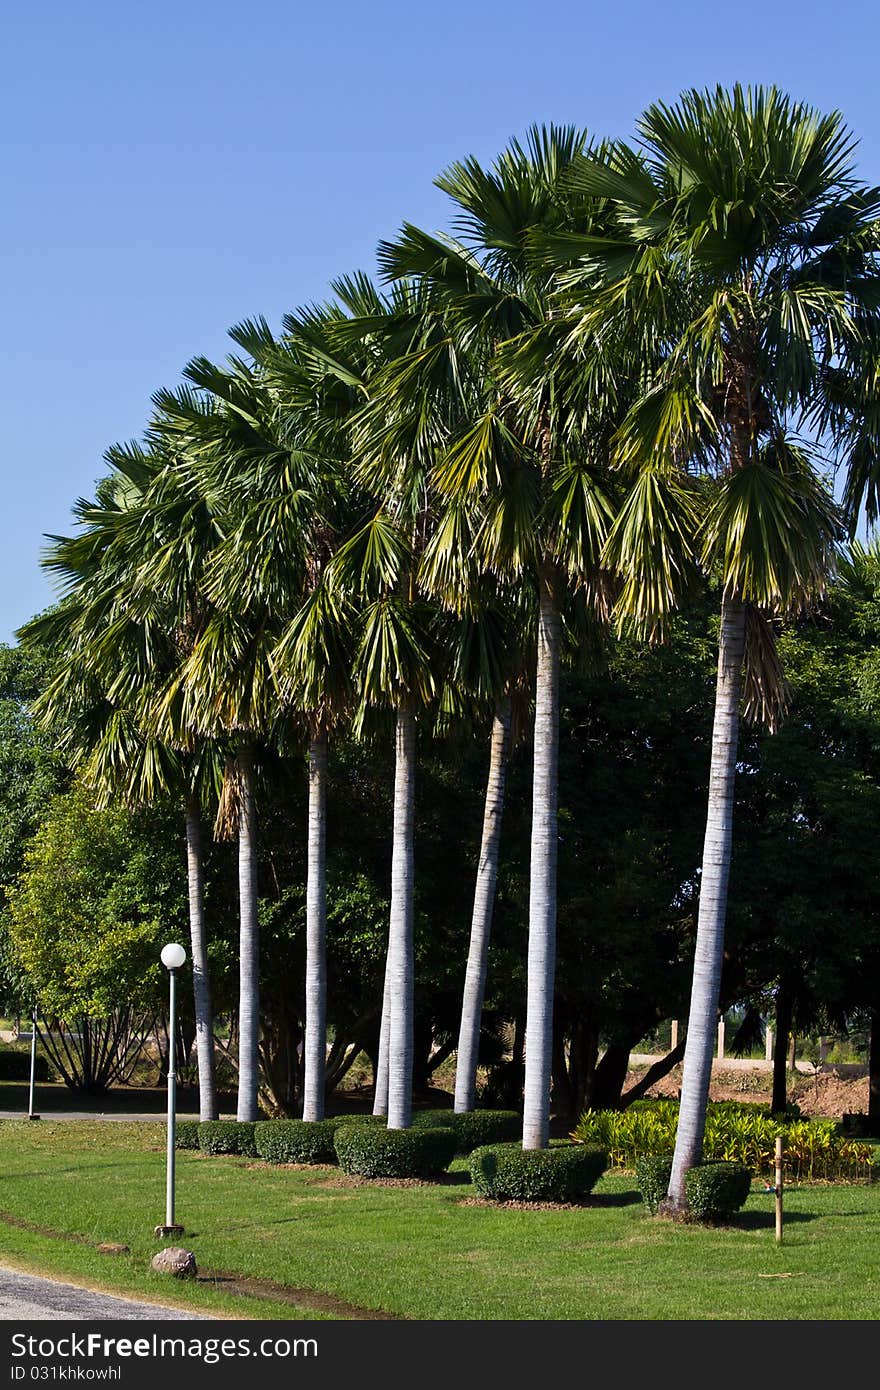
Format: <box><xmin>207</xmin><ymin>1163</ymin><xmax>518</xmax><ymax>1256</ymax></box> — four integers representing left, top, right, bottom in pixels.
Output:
<box><xmin>156</xmin><ymin>942</ymin><xmax>186</xmax><ymax>1238</ymax></box>
<box><xmin>27</xmin><ymin>1007</ymin><xmax>40</xmax><ymax>1121</ymax></box>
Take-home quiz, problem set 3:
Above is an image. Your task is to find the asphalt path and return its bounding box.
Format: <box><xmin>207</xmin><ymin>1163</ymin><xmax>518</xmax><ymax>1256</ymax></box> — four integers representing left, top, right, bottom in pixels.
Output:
<box><xmin>0</xmin><ymin>1266</ymin><xmax>211</xmax><ymax>1320</ymax></box>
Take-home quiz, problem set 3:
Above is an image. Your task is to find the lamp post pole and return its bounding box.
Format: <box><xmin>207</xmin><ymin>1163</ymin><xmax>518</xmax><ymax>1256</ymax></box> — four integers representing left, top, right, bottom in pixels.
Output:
<box><xmin>27</xmin><ymin>1007</ymin><xmax>40</xmax><ymax>1121</ymax></box>
<box><xmin>166</xmin><ymin>963</ymin><xmax>178</xmax><ymax>1227</ymax></box>
<box><xmin>156</xmin><ymin>943</ymin><xmax>187</xmax><ymax>1238</ymax></box>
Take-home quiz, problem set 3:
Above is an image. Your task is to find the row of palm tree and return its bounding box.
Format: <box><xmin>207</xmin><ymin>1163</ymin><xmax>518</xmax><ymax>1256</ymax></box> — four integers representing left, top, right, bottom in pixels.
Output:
<box><xmin>21</xmin><ymin>85</ymin><xmax>880</xmax><ymax>1212</ymax></box>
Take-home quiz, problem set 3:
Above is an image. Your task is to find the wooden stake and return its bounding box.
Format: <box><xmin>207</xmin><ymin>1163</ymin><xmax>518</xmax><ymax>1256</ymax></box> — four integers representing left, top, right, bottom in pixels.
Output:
<box><xmin>775</xmin><ymin>1135</ymin><xmax>784</xmax><ymax>1245</ymax></box>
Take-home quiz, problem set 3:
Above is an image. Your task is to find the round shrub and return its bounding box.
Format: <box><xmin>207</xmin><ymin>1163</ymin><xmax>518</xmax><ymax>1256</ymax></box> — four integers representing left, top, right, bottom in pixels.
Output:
<box><xmin>334</xmin><ymin>1124</ymin><xmax>457</xmax><ymax>1179</ymax></box>
<box><xmin>413</xmin><ymin>1109</ymin><xmax>520</xmax><ymax>1154</ymax></box>
<box><xmin>197</xmin><ymin>1120</ymin><xmax>257</xmax><ymax>1158</ymax></box>
<box><xmin>254</xmin><ymin>1119</ymin><xmax>339</xmax><ymax>1165</ymax></box>
<box><xmin>634</xmin><ymin>1155</ymin><xmax>674</xmax><ymax>1214</ymax></box>
<box><xmin>468</xmin><ymin>1142</ymin><xmax>607</xmax><ymax>1203</ymax></box>
<box><xmin>684</xmin><ymin>1161</ymin><xmax>752</xmax><ymax>1221</ymax></box>
<box><xmin>174</xmin><ymin>1120</ymin><xmax>201</xmax><ymax>1151</ymax></box>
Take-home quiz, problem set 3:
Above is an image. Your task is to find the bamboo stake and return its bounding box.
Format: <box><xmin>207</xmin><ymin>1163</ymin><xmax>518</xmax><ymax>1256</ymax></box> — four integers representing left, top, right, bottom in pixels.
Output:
<box><xmin>775</xmin><ymin>1134</ymin><xmax>784</xmax><ymax>1244</ymax></box>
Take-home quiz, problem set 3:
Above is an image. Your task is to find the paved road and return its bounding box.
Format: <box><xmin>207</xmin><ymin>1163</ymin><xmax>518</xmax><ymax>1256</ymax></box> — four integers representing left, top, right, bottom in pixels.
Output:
<box><xmin>0</xmin><ymin>1266</ymin><xmax>211</xmax><ymax>1321</ymax></box>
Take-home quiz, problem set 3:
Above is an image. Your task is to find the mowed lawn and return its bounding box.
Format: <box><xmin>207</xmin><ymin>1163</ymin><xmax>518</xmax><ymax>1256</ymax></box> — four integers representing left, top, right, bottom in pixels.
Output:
<box><xmin>0</xmin><ymin>1119</ymin><xmax>878</xmax><ymax>1320</ymax></box>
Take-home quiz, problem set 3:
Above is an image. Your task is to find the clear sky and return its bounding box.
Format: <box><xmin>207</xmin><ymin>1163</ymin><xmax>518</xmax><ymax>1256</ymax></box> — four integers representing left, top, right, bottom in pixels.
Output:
<box><xmin>2</xmin><ymin>0</ymin><xmax>878</xmax><ymax>642</ymax></box>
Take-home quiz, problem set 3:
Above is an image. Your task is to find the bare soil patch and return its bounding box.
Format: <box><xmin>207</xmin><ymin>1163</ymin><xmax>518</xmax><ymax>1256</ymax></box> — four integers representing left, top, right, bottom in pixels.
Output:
<box><xmin>626</xmin><ymin>1065</ymin><xmax>869</xmax><ymax>1118</ymax></box>
<box><xmin>458</xmin><ymin>1196</ymin><xmax>588</xmax><ymax>1212</ymax></box>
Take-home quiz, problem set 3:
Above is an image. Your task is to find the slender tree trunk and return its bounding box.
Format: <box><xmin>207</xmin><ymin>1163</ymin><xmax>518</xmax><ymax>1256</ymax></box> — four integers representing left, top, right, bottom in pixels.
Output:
<box><xmin>523</xmin><ymin>567</ymin><xmax>561</xmax><ymax>1149</ymax></box>
<box><xmin>772</xmin><ymin>986</ymin><xmax>793</xmax><ymax>1115</ymax></box>
<box><xmin>665</xmin><ymin>594</ymin><xmax>746</xmax><ymax>1210</ymax></box>
<box><xmin>302</xmin><ymin>730</ymin><xmax>328</xmax><ymax>1122</ymax></box>
<box><xmin>590</xmin><ymin>1042</ymin><xmax>633</xmax><ymax>1112</ymax></box>
<box><xmin>621</xmin><ymin>1040</ymin><xmax>687</xmax><ymax>1109</ymax></box>
<box><xmin>236</xmin><ymin>746</ymin><xmax>260</xmax><ymax>1123</ymax></box>
<box><xmin>454</xmin><ymin>697</ymin><xmax>511</xmax><ymax>1113</ymax></box>
<box><xmin>184</xmin><ymin>791</ymin><xmax>217</xmax><ymax>1122</ymax></box>
<box><xmin>372</xmin><ymin>960</ymin><xmax>391</xmax><ymax>1117</ymax></box>
<box><xmin>386</xmin><ymin>706</ymin><xmax>416</xmax><ymax>1130</ymax></box>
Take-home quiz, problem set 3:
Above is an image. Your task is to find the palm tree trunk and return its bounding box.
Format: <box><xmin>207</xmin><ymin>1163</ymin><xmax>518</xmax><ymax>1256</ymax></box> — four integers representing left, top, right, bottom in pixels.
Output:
<box><xmin>523</xmin><ymin>567</ymin><xmax>561</xmax><ymax>1150</ymax></box>
<box><xmin>454</xmin><ymin>697</ymin><xmax>512</xmax><ymax>1114</ymax></box>
<box><xmin>184</xmin><ymin>791</ymin><xmax>217</xmax><ymax>1122</ymax></box>
<box><xmin>236</xmin><ymin>746</ymin><xmax>260</xmax><ymax>1123</ymax></box>
<box><xmin>302</xmin><ymin>730</ymin><xmax>328</xmax><ymax>1122</ymax></box>
<box><xmin>665</xmin><ymin>594</ymin><xmax>746</xmax><ymax>1210</ymax></box>
<box><xmin>386</xmin><ymin>705</ymin><xmax>416</xmax><ymax>1130</ymax></box>
<box><xmin>372</xmin><ymin>959</ymin><xmax>391</xmax><ymax>1117</ymax></box>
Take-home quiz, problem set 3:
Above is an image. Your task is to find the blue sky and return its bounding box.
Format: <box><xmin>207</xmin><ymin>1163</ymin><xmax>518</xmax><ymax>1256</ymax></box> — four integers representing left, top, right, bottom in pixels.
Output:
<box><xmin>2</xmin><ymin>0</ymin><xmax>878</xmax><ymax>642</ymax></box>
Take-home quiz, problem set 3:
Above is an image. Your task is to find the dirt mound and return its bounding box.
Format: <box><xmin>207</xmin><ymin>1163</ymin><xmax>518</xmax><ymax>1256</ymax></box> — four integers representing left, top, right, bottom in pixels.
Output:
<box><xmin>627</xmin><ymin>1065</ymin><xmax>870</xmax><ymax>1119</ymax></box>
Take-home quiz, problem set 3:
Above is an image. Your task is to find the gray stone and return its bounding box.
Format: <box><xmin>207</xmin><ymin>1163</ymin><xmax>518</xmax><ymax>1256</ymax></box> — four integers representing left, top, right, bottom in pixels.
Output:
<box><xmin>151</xmin><ymin>1246</ymin><xmax>197</xmax><ymax>1279</ymax></box>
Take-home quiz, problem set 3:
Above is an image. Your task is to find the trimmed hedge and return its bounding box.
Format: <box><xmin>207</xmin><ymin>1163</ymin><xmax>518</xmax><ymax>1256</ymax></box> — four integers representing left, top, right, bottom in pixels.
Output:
<box><xmin>684</xmin><ymin>1161</ymin><xmax>752</xmax><ymax>1221</ymax></box>
<box><xmin>635</xmin><ymin>1156</ymin><xmax>752</xmax><ymax>1220</ymax></box>
<box><xmin>174</xmin><ymin>1120</ymin><xmax>201</xmax><ymax>1151</ymax></box>
<box><xmin>412</xmin><ymin>1109</ymin><xmax>520</xmax><ymax>1154</ymax></box>
<box><xmin>468</xmin><ymin>1142</ymin><xmax>607</xmax><ymax>1203</ymax></box>
<box><xmin>197</xmin><ymin>1121</ymin><xmax>257</xmax><ymax>1157</ymax></box>
<box><xmin>634</xmin><ymin>1155</ymin><xmax>673</xmax><ymax>1215</ymax></box>
<box><xmin>334</xmin><ymin>1124</ymin><xmax>457</xmax><ymax>1179</ymax></box>
<box><xmin>254</xmin><ymin>1119</ymin><xmax>339</xmax><ymax>1165</ymax></box>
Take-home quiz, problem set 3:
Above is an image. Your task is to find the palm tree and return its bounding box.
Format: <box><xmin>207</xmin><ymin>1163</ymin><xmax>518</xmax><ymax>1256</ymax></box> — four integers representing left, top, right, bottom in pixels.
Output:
<box><xmin>378</xmin><ymin>127</ymin><xmax>619</xmax><ymax>1146</ymax></box>
<box><xmin>20</xmin><ymin>441</ymin><xmax>223</xmax><ymax>1120</ymax></box>
<box><xmin>434</xmin><ymin>588</ymin><xmax>525</xmax><ymax>1114</ymax></box>
<box><xmin>152</xmin><ymin>359</ymin><xmax>306</xmax><ymax>1123</ymax></box>
<box><xmin>235</xmin><ymin>304</ymin><xmax>384</xmax><ymax>1122</ymax></box>
<box><xmin>562</xmin><ymin>84</ymin><xmax>877</xmax><ymax>1208</ymax></box>
<box><xmin>296</xmin><ymin>275</ymin><xmax>455</xmax><ymax>1130</ymax></box>
<box><xmin>453</xmin><ymin>692</ymin><xmax>511</xmax><ymax>1113</ymax></box>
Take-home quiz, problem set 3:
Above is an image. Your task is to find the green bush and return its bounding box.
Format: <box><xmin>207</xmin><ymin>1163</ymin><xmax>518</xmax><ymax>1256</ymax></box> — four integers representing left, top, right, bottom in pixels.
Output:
<box><xmin>634</xmin><ymin>1155</ymin><xmax>673</xmax><ymax>1215</ymax></box>
<box><xmin>412</xmin><ymin>1108</ymin><xmax>520</xmax><ymax>1153</ymax></box>
<box><xmin>197</xmin><ymin>1120</ymin><xmax>257</xmax><ymax>1157</ymax></box>
<box><xmin>573</xmin><ymin>1099</ymin><xmax>872</xmax><ymax>1181</ymax></box>
<box><xmin>329</xmin><ymin>1112</ymin><xmax>387</xmax><ymax>1126</ymax></box>
<box><xmin>468</xmin><ymin>1143</ymin><xmax>607</xmax><ymax>1203</ymax></box>
<box><xmin>334</xmin><ymin>1124</ymin><xmax>457</xmax><ymax>1179</ymax></box>
<box><xmin>174</xmin><ymin>1120</ymin><xmax>201</xmax><ymax>1151</ymax></box>
<box><xmin>254</xmin><ymin>1119</ymin><xmax>339</xmax><ymax>1165</ymax></box>
<box><xmin>684</xmin><ymin>1161</ymin><xmax>752</xmax><ymax>1222</ymax></box>
<box><xmin>0</xmin><ymin>1049</ymin><xmax>50</xmax><ymax>1082</ymax></box>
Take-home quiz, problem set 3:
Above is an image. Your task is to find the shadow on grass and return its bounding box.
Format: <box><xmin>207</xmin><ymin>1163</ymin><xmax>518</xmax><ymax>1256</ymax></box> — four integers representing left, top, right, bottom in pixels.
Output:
<box><xmin>725</xmin><ymin>1209</ymin><xmax>818</xmax><ymax>1230</ymax></box>
<box><xmin>584</xmin><ymin>1190</ymin><xmax>642</xmax><ymax>1209</ymax></box>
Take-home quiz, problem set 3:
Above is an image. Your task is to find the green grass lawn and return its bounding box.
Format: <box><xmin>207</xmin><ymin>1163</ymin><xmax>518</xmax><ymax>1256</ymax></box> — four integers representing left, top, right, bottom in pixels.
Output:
<box><xmin>0</xmin><ymin>1119</ymin><xmax>878</xmax><ymax>1320</ymax></box>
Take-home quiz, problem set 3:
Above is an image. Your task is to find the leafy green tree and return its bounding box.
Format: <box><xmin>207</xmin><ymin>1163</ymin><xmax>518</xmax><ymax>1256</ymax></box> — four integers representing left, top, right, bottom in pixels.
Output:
<box><xmin>5</xmin><ymin>783</ymin><xmax>186</xmax><ymax>1090</ymax></box>
<box><xmin>0</xmin><ymin>644</ymin><xmax>67</xmax><ymax>1013</ymax></box>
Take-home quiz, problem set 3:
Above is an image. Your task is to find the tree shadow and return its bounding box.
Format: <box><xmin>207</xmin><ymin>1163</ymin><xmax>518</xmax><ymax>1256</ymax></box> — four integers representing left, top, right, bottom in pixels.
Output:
<box><xmin>584</xmin><ymin>1190</ymin><xmax>642</xmax><ymax>1208</ymax></box>
<box><xmin>722</xmin><ymin>1209</ymin><xmax>818</xmax><ymax>1230</ymax></box>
